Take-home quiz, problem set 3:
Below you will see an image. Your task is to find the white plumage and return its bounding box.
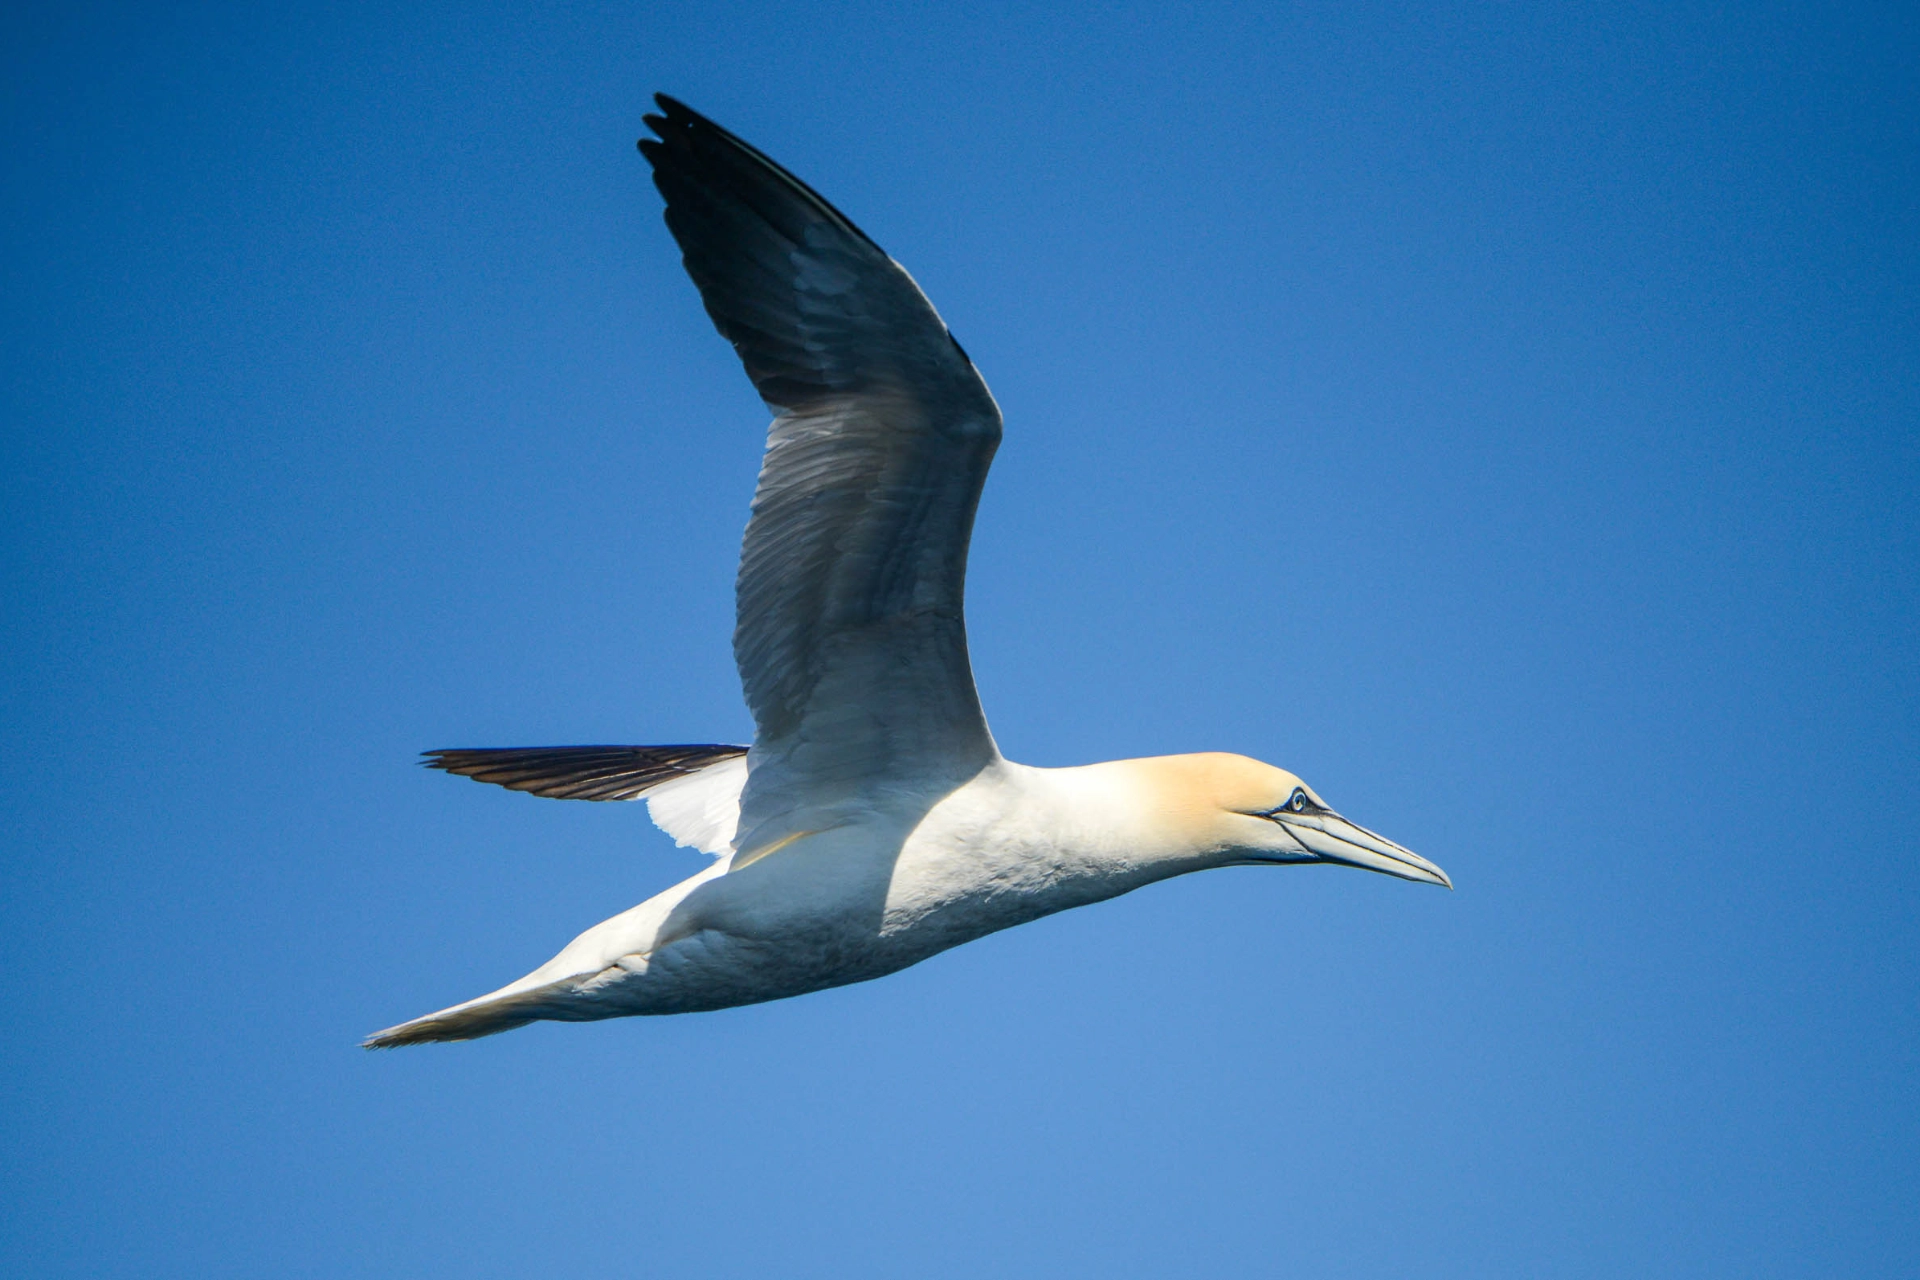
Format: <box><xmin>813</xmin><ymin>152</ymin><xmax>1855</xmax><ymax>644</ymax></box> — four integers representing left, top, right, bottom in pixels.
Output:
<box><xmin>644</xmin><ymin>755</ymin><xmax>747</xmax><ymax>856</ymax></box>
<box><xmin>365</xmin><ymin>97</ymin><xmax>1448</xmax><ymax>1048</ymax></box>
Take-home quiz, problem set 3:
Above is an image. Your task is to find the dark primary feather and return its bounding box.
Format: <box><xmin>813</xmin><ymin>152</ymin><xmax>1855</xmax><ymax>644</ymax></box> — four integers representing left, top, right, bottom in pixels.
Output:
<box><xmin>638</xmin><ymin>96</ymin><xmax>1003</xmax><ymax>835</ymax></box>
<box><xmin>423</xmin><ymin>745</ymin><xmax>747</xmax><ymax>802</ymax></box>
<box><xmin>639</xmin><ymin>95</ymin><xmax>902</xmax><ymax>415</ymax></box>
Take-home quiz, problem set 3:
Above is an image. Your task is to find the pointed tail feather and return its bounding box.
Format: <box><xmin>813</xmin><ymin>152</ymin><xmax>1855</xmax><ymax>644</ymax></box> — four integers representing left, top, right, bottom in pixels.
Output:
<box><xmin>362</xmin><ymin>979</ymin><xmax>594</xmax><ymax>1049</ymax></box>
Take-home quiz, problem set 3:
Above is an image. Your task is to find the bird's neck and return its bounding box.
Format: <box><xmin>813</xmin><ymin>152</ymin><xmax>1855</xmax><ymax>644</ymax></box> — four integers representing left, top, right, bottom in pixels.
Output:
<box><xmin>998</xmin><ymin>756</ymin><xmax>1241</xmax><ymax>881</ymax></box>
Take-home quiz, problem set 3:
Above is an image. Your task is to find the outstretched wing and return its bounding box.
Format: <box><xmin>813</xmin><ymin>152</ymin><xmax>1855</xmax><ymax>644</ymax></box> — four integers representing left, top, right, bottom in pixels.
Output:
<box><xmin>425</xmin><ymin>745</ymin><xmax>749</xmax><ymax>854</ymax></box>
<box><xmin>424</xmin><ymin>744</ymin><xmax>745</xmax><ymax>801</ymax></box>
<box><xmin>639</xmin><ymin>97</ymin><xmax>1003</xmax><ymax>846</ymax></box>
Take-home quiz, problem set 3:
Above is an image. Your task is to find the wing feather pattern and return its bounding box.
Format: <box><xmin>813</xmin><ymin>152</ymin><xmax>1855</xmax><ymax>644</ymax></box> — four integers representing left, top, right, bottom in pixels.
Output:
<box><xmin>424</xmin><ymin>745</ymin><xmax>746</xmax><ymax>802</ymax></box>
<box><xmin>639</xmin><ymin>97</ymin><xmax>1003</xmax><ymax>846</ymax></box>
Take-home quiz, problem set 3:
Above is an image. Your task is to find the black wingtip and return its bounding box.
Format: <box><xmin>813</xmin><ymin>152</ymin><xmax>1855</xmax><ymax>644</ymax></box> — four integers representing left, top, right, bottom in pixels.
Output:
<box><xmin>639</xmin><ymin>94</ymin><xmax>674</xmax><ymax>148</ymax></box>
<box><xmin>645</xmin><ymin>94</ymin><xmax>698</xmax><ymax>141</ymax></box>
<box><xmin>634</xmin><ymin>94</ymin><xmax>887</xmax><ymax>261</ymax></box>
<box><xmin>639</xmin><ymin>95</ymin><xmax>692</xmax><ymax>158</ymax></box>
<box><xmin>419</xmin><ymin>743</ymin><xmax>750</xmax><ymax>802</ymax></box>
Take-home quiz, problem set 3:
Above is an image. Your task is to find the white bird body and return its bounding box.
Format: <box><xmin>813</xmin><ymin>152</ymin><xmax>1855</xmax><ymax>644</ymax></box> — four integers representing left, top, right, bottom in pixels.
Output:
<box><xmin>365</xmin><ymin>98</ymin><xmax>1448</xmax><ymax>1048</ymax></box>
<box><xmin>399</xmin><ymin>761</ymin><xmax>1183</xmax><ymax>1024</ymax></box>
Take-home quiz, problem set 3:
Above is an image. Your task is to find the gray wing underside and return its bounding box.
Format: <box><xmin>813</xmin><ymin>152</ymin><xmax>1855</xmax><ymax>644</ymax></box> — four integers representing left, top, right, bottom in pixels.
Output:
<box><xmin>640</xmin><ymin>97</ymin><xmax>1003</xmax><ymax>843</ymax></box>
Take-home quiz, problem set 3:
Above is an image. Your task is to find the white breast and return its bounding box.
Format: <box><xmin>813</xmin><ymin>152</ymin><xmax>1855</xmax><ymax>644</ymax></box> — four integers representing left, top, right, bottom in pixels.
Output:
<box><xmin>869</xmin><ymin>761</ymin><xmax>1187</xmax><ymax>959</ymax></box>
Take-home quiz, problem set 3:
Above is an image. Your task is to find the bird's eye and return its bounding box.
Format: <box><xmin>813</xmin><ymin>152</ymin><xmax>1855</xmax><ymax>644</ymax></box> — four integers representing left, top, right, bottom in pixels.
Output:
<box><xmin>1289</xmin><ymin>790</ymin><xmax>1308</xmax><ymax>812</ymax></box>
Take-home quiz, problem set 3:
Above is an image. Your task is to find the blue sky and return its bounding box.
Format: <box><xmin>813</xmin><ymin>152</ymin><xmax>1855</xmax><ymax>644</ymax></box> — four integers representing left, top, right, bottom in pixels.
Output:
<box><xmin>3</xmin><ymin>2</ymin><xmax>1915</xmax><ymax>1275</ymax></box>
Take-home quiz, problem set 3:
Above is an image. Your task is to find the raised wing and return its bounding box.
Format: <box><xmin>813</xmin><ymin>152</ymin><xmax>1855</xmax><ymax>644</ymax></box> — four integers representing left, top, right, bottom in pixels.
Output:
<box><xmin>639</xmin><ymin>97</ymin><xmax>1003</xmax><ymax>846</ymax></box>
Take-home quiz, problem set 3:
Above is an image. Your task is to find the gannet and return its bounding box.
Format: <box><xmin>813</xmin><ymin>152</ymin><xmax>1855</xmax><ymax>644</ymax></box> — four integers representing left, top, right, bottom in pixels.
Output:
<box><xmin>365</xmin><ymin>96</ymin><xmax>1450</xmax><ymax>1048</ymax></box>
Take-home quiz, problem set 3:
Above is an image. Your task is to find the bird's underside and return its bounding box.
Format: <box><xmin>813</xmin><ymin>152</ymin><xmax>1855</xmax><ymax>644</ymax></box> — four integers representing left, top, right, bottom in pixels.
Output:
<box><xmin>366</xmin><ymin>96</ymin><xmax>1449</xmax><ymax>1049</ymax></box>
<box><xmin>367</xmin><ymin>750</ymin><xmax>1152</xmax><ymax>1046</ymax></box>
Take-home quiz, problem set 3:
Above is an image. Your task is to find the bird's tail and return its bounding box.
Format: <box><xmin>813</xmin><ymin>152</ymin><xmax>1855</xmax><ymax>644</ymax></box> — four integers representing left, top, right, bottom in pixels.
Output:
<box><xmin>362</xmin><ymin>979</ymin><xmax>583</xmax><ymax>1049</ymax></box>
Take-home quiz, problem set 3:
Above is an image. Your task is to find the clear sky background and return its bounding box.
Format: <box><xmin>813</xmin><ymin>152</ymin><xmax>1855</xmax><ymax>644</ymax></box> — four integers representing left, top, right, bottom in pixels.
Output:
<box><xmin>3</xmin><ymin>2</ymin><xmax>1915</xmax><ymax>1276</ymax></box>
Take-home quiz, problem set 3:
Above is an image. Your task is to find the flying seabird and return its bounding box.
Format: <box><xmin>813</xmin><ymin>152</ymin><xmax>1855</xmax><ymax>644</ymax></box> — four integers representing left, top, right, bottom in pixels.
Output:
<box><xmin>365</xmin><ymin>96</ymin><xmax>1450</xmax><ymax>1048</ymax></box>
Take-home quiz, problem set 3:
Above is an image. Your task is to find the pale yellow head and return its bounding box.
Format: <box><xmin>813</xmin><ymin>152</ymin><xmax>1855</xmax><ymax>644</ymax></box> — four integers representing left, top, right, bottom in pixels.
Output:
<box><xmin>1112</xmin><ymin>752</ymin><xmax>1451</xmax><ymax>886</ymax></box>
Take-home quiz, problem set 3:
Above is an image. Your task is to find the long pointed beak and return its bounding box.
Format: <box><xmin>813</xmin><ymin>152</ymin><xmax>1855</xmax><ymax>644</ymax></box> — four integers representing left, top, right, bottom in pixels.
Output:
<box><xmin>1276</xmin><ymin>812</ymin><xmax>1453</xmax><ymax>888</ymax></box>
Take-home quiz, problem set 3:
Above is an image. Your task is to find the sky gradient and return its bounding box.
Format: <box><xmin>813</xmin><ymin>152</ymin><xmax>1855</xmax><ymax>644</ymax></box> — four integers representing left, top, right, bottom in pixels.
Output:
<box><xmin>3</xmin><ymin>2</ymin><xmax>1916</xmax><ymax>1276</ymax></box>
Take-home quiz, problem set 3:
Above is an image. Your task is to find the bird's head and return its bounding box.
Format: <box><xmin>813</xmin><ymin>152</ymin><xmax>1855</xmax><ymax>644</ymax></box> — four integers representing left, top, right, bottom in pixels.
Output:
<box><xmin>1131</xmin><ymin>753</ymin><xmax>1451</xmax><ymax>888</ymax></box>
